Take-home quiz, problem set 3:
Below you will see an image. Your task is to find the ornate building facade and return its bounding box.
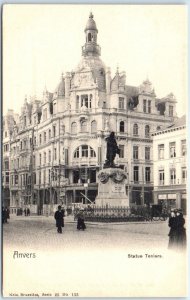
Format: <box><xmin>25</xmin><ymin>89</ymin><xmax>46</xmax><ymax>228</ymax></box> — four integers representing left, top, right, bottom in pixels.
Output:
<box><xmin>6</xmin><ymin>13</ymin><xmax>178</xmax><ymax>214</ymax></box>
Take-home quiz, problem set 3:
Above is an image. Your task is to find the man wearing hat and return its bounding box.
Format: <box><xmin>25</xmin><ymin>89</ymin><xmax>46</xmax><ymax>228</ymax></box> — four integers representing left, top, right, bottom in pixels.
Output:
<box><xmin>54</xmin><ymin>205</ymin><xmax>65</xmax><ymax>234</ymax></box>
<box><xmin>77</xmin><ymin>208</ymin><xmax>86</xmax><ymax>230</ymax></box>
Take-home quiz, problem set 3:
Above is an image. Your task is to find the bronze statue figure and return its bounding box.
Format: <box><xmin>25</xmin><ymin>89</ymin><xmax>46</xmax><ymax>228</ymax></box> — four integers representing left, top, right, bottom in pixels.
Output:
<box><xmin>104</xmin><ymin>132</ymin><xmax>120</xmax><ymax>168</ymax></box>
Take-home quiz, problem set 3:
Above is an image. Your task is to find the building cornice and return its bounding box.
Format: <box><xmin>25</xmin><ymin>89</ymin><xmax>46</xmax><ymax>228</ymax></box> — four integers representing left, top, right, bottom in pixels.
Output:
<box><xmin>152</xmin><ymin>125</ymin><xmax>186</xmax><ymax>137</ymax></box>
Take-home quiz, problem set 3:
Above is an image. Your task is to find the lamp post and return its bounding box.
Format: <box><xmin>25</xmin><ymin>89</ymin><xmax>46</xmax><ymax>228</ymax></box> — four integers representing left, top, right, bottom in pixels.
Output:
<box><xmin>141</xmin><ymin>166</ymin><xmax>145</xmax><ymax>206</ymax></box>
<box><xmin>126</xmin><ymin>162</ymin><xmax>130</xmax><ymax>206</ymax></box>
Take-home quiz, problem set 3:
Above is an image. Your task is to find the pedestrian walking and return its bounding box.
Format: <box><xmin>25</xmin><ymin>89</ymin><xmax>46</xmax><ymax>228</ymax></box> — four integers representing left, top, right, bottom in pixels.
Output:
<box><xmin>175</xmin><ymin>209</ymin><xmax>186</xmax><ymax>250</ymax></box>
<box><xmin>54</xmin><ymin>205</ymin><xmax>64</xmax><ymax>234</ymax></box>
<box><xmin>24</xmin><ymin>208</ymin><xmax>27</xmax><ymax>216</ymax></box>
<box><xmin>3</xmin><ymin>207</ymin><xmax>10</xmax><ymax>223</ymax></box>
<box><xmin>77</xmin><ymin>208</ymin><xmax>86</xmax><ymax>231</ymax></box>
<box><xmin>27</xmin><ymin>208</ymin><xmax>30</xmax><ymax>216</ymax></box>
<box><xmin>168</xmin><ymin>209</ymin><xmax>177</xmax><ymax>249</ymax></box>
<box><xmin>2</xmin><ymin>207</ymin><xmax>6</xmax><ymax>224</ymax></box>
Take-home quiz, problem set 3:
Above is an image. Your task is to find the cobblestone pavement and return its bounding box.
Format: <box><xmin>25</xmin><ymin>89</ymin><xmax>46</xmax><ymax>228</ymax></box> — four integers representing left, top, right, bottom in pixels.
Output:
<box><xmin>2</xmin><ymin>215</ymin><xmax>187</xmax><ymax>297</ymax></box>
<box><xmin>3</xmin><ymin>215</ymin><xmax>170</xmax><ymax>250</ymax></box>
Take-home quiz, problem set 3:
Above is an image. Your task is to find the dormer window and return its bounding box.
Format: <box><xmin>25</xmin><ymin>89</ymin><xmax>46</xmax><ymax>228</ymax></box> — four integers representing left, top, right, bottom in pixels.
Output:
<box><xmin>81</xmin><ymin>94</ymin><xmax>92</xmax><ymax>109</ymax></box>
<box><xmin>169</xmin><ymin>105</ymin><xmax>173</xmax><ymax>117</ymax></box>
<box><xmin>81</xmin><ymin>95</ymin><xmax>88</xmax><ymax>108</ymax></box>
<box><xmin>143</xmin><ymin>100</ymin><xmax>151</xmax><ymax>113</ymax></box>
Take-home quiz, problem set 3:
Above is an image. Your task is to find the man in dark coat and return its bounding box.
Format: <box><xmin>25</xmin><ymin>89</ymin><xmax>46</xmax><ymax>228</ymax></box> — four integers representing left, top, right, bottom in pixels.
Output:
<box><xmin>2</xmin><ymin>207</ymin><xmax>6</xmax><ymax>224</ymax></box>
<box><xmin>104</xmin><ymin>132</ymin><xmax>120</xmax><ymax>168</ymax></box>
<box><xmin>54</xmin><ymin>205</ymin><xmax>64</xmax><ymax>234</ymax></box>
<box><xmin>77</xmin><ymin>208</ymin><xmax>86</xmax><ymax>231</ymax></box>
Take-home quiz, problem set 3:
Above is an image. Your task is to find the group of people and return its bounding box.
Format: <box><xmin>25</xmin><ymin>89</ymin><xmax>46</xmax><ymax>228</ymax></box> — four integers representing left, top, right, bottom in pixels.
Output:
<box><xmin>2</xmin><ymin>207</ymin><xmax>10</xmax><ymax>224</ymax></box>
<box><xmin>23</xmin><ymin>208</ymin><xmax>30</xmax><ymax>216</ymax></box>
<box><xmin>168</xmin><ymin>209</ymin><xmax>186</xmax><ymax>250</ymax></box>
<box><xmin>54</xmin><ymin>205</ymin><xmax>86</xmax><ymax>234</ymax></box>
<box><xmin>16</xmin><ymin>207</ymin><xmax>30</xmax><ymax>216</ymax></box>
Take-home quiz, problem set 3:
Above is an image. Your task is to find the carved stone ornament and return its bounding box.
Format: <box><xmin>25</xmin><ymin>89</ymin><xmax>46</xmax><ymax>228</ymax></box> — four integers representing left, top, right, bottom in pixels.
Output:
<box><xmin>98</xmin><ymin>172</ymin><xmax>109</xmax><ymax>184</ymax></box>
<box><xmin>98</xmin><ymin>169</ymin><xmax>127</xmax><ymax>184</ymax></box>
<box><xmin>110</xmin><ymin>171</ymin><xmax>127</xmax><ymax>183</ymax></box>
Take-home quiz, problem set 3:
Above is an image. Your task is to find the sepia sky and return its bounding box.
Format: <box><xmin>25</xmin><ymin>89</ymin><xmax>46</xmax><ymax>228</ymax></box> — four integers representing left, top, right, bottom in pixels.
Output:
<box><xmin>3</xmin><ymin>4</ymin><xmax>187</xmax><ymax>116</ymax></box>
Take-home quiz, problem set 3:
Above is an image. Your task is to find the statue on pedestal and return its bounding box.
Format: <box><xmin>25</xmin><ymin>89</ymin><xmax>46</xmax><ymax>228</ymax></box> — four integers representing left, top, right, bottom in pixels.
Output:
<box><xmin>104</xmin><ymin>132</ymin><xmax>120</xmax><ymax>168</ymax></box>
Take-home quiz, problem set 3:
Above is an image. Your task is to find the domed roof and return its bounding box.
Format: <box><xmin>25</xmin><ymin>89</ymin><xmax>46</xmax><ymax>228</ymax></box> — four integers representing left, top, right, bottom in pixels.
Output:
<box><xmin>54</xmin><ymin>74</ymin><xmax>65</xmax><ymax>97</ymax></box>
<box><xmin>85</xmin><ymin>12</ymin><xmax>98</xmax><ymax>32</ymax></box>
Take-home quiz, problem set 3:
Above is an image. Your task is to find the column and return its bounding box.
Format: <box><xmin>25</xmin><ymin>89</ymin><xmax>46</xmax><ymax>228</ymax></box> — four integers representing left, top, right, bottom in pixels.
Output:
<box><xmin>98</xmin><ymin>146</ymin><xmax>102</xmax><ymax>166</ymax></box>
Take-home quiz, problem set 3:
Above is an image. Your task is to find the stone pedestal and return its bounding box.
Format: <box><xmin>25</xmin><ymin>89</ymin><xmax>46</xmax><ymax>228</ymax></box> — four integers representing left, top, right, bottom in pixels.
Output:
<box><xmin>95</xmin><ymin>168</ymin><xmax>129</xmax><ymax>206</ymax></box>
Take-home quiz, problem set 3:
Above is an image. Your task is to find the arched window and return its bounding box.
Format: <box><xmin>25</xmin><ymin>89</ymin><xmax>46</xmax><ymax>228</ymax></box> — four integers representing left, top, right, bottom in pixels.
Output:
<box><xmin>71</xmin><ymin>122</ymin><xmax>77</xmax><ymax>134</ymax></box>
<box><xmin>88</xmin><ymin>32</ymin><xmax>92</xmax><ymax>42</ymax></box>
<box><xmin>133</xmin><ymin>124</ymin><xmax>138</xmax><ymax>136</ymax></box>
<box><xmin>91</xmin><ymin>120</ymin><xmax>97</xmax><ymax>133</ymax></box>
<box><xmin>74</xmin><ymin>145</ymin><xmax>96</xmax><ymax>159</ymax></box>
<box><xmin>145</xmin><ymin>125</ymin><xmax>150</xmax><ymax>137</ymax></box>
<box><xmin>120</xmin><ymin>121</ymin><xmax>125</xmax><ymax>133</ymax></box>
<box><xmin>81</xmin><ymin>121</ymin><xmax>87</xmax><ymax>132</ymax></box>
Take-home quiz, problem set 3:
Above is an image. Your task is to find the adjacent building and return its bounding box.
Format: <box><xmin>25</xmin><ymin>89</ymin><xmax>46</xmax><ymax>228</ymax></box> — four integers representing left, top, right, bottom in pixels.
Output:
<box><xmin>152</xmin><ymin>115</ymin><xmax>187</xmax><ymax>213</ymax></box>
<box><xmin>5</xmin><ymin>13</ymin><xmax>179</xmax><ymax>214</ymax></box>
<box><xmin>2</xmin><ymin>110</ymin><xmax>19</xmax><ymax>209</ymax></box>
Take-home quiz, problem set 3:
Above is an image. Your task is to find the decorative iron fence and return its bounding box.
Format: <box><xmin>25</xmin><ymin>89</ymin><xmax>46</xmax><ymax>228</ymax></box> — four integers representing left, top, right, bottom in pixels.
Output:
<box><xmin>74</xmin><ymin>205</ymin><xmax>169</xmax><ymax>222</ymax></box>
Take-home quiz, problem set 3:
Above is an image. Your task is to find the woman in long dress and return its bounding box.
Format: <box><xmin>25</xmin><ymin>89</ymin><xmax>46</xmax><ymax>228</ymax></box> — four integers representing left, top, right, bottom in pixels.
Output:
<box><xmin>175</xmin><ymin>210</ymin><xmax>186</xmax><ymax>249</ymax></box>
<box><xmin>168</xmin><ymin>210</ymin><xmax>177</xmax><ymax>249</ymax></box>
